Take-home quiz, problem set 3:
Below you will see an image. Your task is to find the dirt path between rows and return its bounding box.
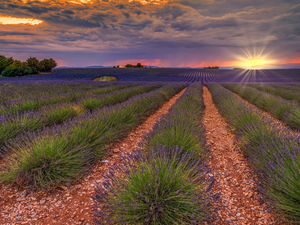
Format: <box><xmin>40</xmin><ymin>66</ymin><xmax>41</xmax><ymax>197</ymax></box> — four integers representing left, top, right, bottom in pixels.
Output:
<box><xmin>202</xmin><ymin>86</ymin><xmax>280</xmax><ymax>225</ymax></box>
<box><xmin>0</xmin><ymin>88</ymin><xmax>187</xmax><ymax>225</ymax></box>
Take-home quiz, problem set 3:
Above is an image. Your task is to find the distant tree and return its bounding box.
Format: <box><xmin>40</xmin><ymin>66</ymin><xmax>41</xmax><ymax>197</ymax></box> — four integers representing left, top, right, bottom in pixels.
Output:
<box><xmin>49</xmin><ymin>58</ymin><xmax>57</xmax><ymax>69</ymax></box>
<box><xmin>38</xmin><ymin>58</ymin><xmax>57</xmax><ymax>72</ymax></box>
<box><xmin>125</xmin><ymin>64</ymin><xmax>133</xmax><ymax>68</ymax></box>
<box><xmin>113</xmin><ymin>66</ymin><xmax>116</xmax><ymax>68</ymax></box>
<box><xmin>0</xmin><ymin>55</ymin><xmax>14</xmax><ymax>74</ymax></box>
<box><xmin>26</xmin><ymin>56</ymin><xmax>39</xmax><ymax>71</ymax></box>
<box><xmin>203</xmin><ymin>66</ymin><xmax>219</xmax><ymax>69</ymax></box>
<box><xmin>117</xmin><ymin>65</ymin><xmax>119</xmax><ymax>68</ymax></box>
<box><xmin>2</xmin><ymin>60</ymin><xmax>38</xmax><ymax>77</ymax></box>
<box><xmin>136</xmin><ymin>63</ymin><xmax>143</xmax><ymax>68</ymax></box>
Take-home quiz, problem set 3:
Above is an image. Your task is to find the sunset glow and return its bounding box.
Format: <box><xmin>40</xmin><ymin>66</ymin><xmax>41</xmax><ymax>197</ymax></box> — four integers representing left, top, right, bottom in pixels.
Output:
<box><xmin>128</xmin><ymin>0</ymin><xmax>169</xmax><ymax>5</ymax></box>
<box><xmin>0</xmin><ymin>16</ymin><xmax>43</xmax><ymax>25</ymax></box>
<box><xmin>239</xmin><ymin>57</ymin><xmax>276</xmax><ymax>69</ymax></box>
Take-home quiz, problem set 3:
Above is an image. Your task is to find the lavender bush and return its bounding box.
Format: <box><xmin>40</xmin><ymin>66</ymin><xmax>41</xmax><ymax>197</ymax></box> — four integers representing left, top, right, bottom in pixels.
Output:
<box><xmin>93</xmin><ymin>146</ymin><xmax>216</xmax><ymax>225</ymax></box>
<box><xmin>208</xmin><ymin>83</ymin><xmax>300</xmax><ymax>221</ymax></box>
<box><xmin>0</xmin><ymin>83</ymin><xmax>134</xmax><ymax>115</ymax></box>
<box><xmin>0</xmin><ymin>83</ymin><xmax>150</xmax><ymax>154</ymax></box>
<box><xmin>223</xmin><ymin>83</ymin><xmax>300</xmax><ymax>130</ymax></box>
<box><xmin>247</xmin><ymin>83</ymin><xmax>300</xmax><ymax>103</ymax></box>
<box><xmin>0</xmin><ymin>83</ymin><xmax>187</xmax><ymax>188</ymax></box>
<box><xmin>147</xmin><ymin>83</ymin><xmax>206</xmax><ymax>157</ymax></box>
<box><xmin>80</xmin><ymin>83</ymin><xmax>163</xmax><ymax>111</ymax></box>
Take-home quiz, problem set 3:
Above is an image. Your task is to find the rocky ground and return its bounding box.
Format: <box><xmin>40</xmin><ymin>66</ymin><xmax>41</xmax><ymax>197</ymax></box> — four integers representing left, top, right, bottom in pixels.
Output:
<box><xmin>202</xmin><ymin>86</ymin><xmax>281</xmax><ymax>225</ymax></box>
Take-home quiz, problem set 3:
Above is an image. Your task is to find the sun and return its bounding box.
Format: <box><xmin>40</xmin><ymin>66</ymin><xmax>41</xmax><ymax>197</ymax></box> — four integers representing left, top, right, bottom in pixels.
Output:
<box><xmin>248</xmin><ymin>59</ymin><xmax>261</xmax><ymax>67</ymax></box>
<box><xmin>229</xmin><ymin>47</ymin><xmax>279</xmax><ymax>69</ymax></box>
<box><xmin>244</xmin><ymin>58</ymin><xmax>270</xmax><ymax>68</ymax></box>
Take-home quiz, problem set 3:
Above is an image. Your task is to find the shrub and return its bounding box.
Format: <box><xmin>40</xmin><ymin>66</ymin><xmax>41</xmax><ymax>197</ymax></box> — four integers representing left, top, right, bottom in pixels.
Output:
<box><xmin>93</xmin><ymin>76</ymin><xmax>118</xmax><ymax>81</ymax></box>
<box><xmin>223</xmin><ymin>84</ymin><xmax>300</xmax><ymax>130</ymax></box>
<box><xmin>125</xmin><ymin>64</ymin><xmax>133</xmax><ymax>68</ymax></box>
<box><xmin>26</xmin><ymin>56</ymin><xmax>39</xmax><ymax>71</ymax></box>
<box><xmin>208</xmin><ymin>83</ymin><xmax>300</xmax><ymax>221</ymax></box>
<box><xmin>0</xmin><ymin>55</ymin><xmax>14</xmax><ymax>74</ymax></box>
<box><xmin>284</xmin><ymin>108</ymin><xmax>300</xmax><ymax>129</ymax></box>
<box><xmin>147</xmin><ymin>83</ymin><xmax>206</xmax><ymax>157</ymax></box>
<box><xmin>93</xmin><ymin>146</ymin><xmax>216</xmax><ymax>225</ymax></box>
<box><xmin>1</xmin><ymin>61</ymin><xmax>38</xmax><ymax>77</ymax></box>
<box><xmin>203</xmin><ymin>66</ymin><xmax>219</xmax><ymax>69</ymax></box>
<box><xmin>0</xmin><ymin>83</ymin><xmax>186</xmax><ymax>188</ymax></box>
<box><xmin>38</xmin><ymin>58</ymin><xmax>57</xmax><ymax>72</ymax></box>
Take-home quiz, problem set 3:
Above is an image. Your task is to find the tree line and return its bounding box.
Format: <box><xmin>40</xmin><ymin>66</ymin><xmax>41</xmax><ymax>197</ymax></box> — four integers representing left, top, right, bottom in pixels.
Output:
<box><xmin>113</xmin><ymin>63</ymin><xmax>144</xmax><ymax>68</ymax></box>
<box><xmin>203</xmin><ymin>66</ymin><xmax>219</xmax><ymax>69</ymax></box>
<box><xmin>0</xmin><ymin>55</ymin><xmax>57</xmax><ymax>77</ymax></box>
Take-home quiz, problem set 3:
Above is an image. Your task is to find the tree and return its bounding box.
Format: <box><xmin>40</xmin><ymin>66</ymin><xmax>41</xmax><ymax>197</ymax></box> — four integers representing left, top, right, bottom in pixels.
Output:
<box><xmin>0</xmin><ymin>55</ymin><xmax>14</xmax><ymax>74</ymax></box>
<box><xmin>136</xmin><ymin>63</ymin><xmax>143</xmax><ymax>68</ymax></box>
<box><xmin>26</xmin><ymin>56</ymin><xmax>39</xmax><ymax>71</ymax></box>
<box><xmin>49</xmin><ymin>58</ymin><xmax>57</xmax><ymax>69</ymax></box>
<box><xmin>38</xmin><ymin>58</ymin><xmax>57</xmax><ymax>72</ymax></box>
<box><xmin>2</xmin><ymin>60</ymin><xmax>37</xmax><ymax>77</ymax></box>
<box><xmin>203</xmin><ymin>66</ymin><xmax>219</xmax><ymax>69</ymax></box>
<box><xmin>125</xmin><ymin>64</ymin><xmax>133</xmax><ymax>68</ymax></box>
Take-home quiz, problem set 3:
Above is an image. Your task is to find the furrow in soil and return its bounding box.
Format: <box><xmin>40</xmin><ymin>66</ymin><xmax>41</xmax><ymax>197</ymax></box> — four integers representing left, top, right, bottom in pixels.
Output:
<box><xmin>202</xmin><ymin>86</ymin><xmax>279</xmax><ymax>225</ymax></box>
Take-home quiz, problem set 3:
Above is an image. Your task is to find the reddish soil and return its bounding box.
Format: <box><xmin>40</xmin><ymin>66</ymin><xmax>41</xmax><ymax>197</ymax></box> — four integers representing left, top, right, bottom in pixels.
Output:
<box><xmin>0</xmin><ymin>88</ymin><xmax>186</xmax><ymax>225</ymax></box>
<box><xmin>202</xmin><ymin>86</ymin><xmax>280</xmax><ymax>225</ymax></box>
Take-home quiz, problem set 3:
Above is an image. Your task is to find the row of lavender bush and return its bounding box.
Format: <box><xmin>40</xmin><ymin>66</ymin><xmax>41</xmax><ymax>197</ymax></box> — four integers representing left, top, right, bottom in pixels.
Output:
<box><xmin>223</xmin><ymin>83</ymin><xmax>300</xmax><ymax>130</ymax></box>
<box><xmin>93</xmin><ymin>83</ymin><xmax>218</xmax><ymax>224</ymax></box>
<box><xmin>0</xmin><ymin>83</ymin><xmax>187</xmax><ymax>189</ymax></box>
<box><xmin>0</xmin><ymin>83</ymin><xmax>161</xmax><ymax>155</ymax></box>
<box><xmin>0</xmin><ymin>82</ymin><xmax>140</xmax><ymax>115</ymax></box>
<box><xmin>246</xmin><ymin>83</ymin><xmax>300</xmax><ymax>103</ymax></box>
<box><xmin>0</xmin><ymin>81</ymin><xmax>119</xmax><ymax>104</ymax></box>
<box><xmin>208</xmin><ymin>83</ymin><xmax>300</xmax><ymax>222</ymax></box>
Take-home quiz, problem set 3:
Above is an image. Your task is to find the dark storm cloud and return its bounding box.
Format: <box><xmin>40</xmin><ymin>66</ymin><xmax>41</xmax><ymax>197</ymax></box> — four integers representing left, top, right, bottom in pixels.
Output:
<box><xmin>61</xmin><ymin>10</ymin><xmax>75</xmax><ymax>15</ymax></box>
<box><xmin>115</xmin><ymin>4</ymin><xmax>126</xmax><ymax>9</ymax></box>
<box><xmin>0</xmin><ymin>31</ymin><xmax>34</xmax><ymax>36</ymax></box>
<box><xmin>41</xmin><ymin>15</ymin><xmax>100</xmax><ymax>28</ymax></box>
<box><xmin>170</xmin><ymin>17</ymin><xmax>241</xmax><ymax>31</ymax></box>
<box><xmin>151</xmin><ymin>5</ymin><xmax>186</xmax><ymax>21</ymax></box>
<box><xmin>6</xmin><ymin>4</ymin><xmax>19</xmax><ymax>9</ymax></box>
<box><xmin>19</xmin><ymin>5</ymin><xmax>52</xmax><ymax>14</ymax></box>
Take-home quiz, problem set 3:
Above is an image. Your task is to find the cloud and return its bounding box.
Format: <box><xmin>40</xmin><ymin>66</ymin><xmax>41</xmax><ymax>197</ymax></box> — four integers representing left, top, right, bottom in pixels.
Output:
<box><xmin>0</xmin><ymin>0</ymin><xmax>299</xmax><ymax>67</ymax></box>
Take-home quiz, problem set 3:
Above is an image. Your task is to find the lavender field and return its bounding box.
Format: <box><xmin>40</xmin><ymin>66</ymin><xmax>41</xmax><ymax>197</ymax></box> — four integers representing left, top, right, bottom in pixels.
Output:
<box><xmin>1</xmin><ymin>68</ymin><xmax>300</xmax><ymax>83</ymax></box>
<box><xmin>0</xmin><ymin>69</ymin><xmax>300</xmax><ymax>224</ymax></box>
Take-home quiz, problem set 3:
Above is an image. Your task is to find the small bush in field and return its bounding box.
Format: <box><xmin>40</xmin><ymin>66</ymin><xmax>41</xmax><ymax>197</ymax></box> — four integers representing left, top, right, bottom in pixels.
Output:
<box><xmin>93</xmin><ymin>76</ymin><xmax>118</xmax><ymax>81</ymax></box>
<box><xmin>92</xmin><ymin>146</ymin><xmax>217</xmax><ymax>225</ymax></box>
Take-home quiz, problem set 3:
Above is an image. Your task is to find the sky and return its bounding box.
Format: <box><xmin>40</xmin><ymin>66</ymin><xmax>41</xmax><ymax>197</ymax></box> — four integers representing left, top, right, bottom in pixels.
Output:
<box><xmin>0</xmin><ymin>0</ymin><xmax>300</xmax><ymax>68</ymax></box>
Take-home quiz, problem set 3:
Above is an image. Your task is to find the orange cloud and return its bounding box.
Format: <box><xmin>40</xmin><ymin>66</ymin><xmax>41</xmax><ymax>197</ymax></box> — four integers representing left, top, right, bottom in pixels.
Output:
<box><xmin>0</xmin><ymin>16</ymin><xmax>43</xmax><ymax>25</ymax></box>
<box><xmin>20</xmin><ymin>0</ymin><xmax>171</xmax><ymax>4</ymax></box>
